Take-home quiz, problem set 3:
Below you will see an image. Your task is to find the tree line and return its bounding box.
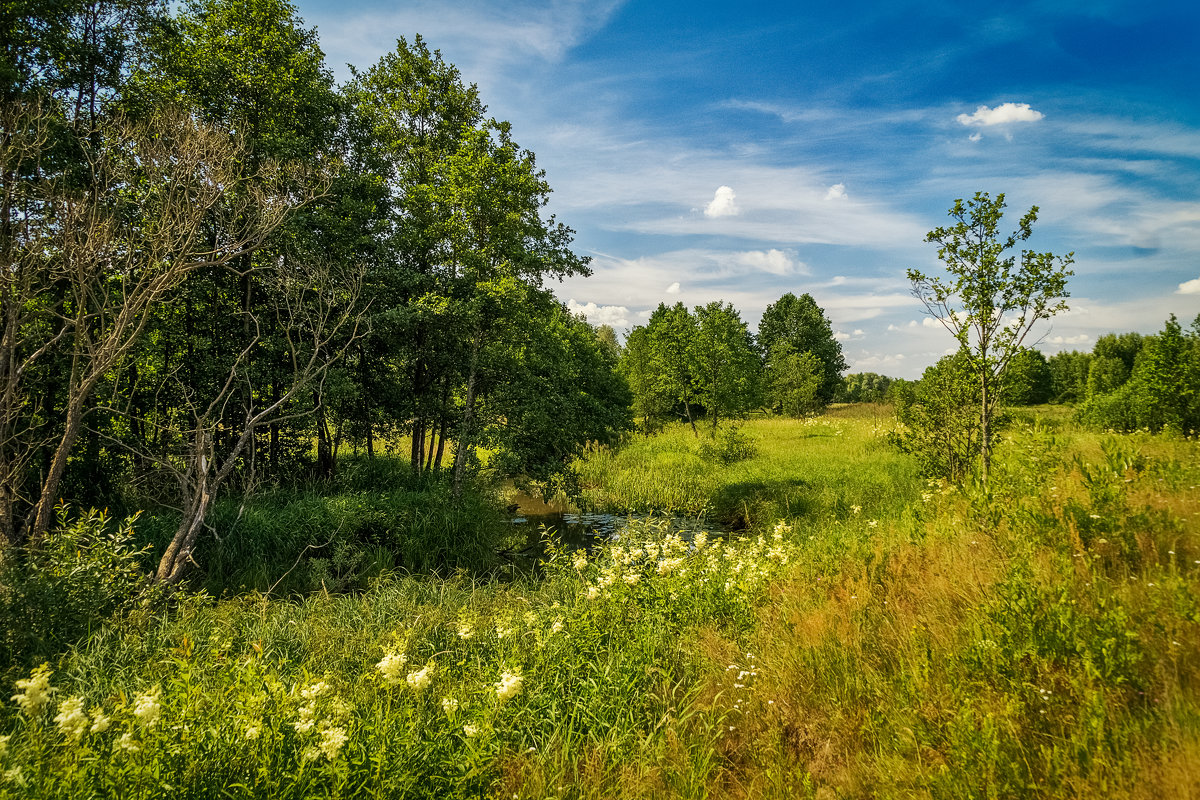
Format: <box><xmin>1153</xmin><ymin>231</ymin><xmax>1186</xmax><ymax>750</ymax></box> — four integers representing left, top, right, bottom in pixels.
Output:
<box><xmin>1</xmin><ymin>0</ymin><xmax>631</xmax><ymax>580</ymax></box>
<box><xmin>617</xmin><ymin>293</ymin><xmax>848</xmax><ymax>432</ymax></box>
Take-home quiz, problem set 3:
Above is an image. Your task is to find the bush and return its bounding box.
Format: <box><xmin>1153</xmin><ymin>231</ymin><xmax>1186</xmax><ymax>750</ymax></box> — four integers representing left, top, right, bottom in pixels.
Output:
<box><xmin>0</xmin><ymin>505</ymin><xmax>148</xmax><ymax>676</ymax></box>
<box><xmin>698</xmin><ymin>424</ymin><xmax>758</xmax><ymax>464</ymax></box>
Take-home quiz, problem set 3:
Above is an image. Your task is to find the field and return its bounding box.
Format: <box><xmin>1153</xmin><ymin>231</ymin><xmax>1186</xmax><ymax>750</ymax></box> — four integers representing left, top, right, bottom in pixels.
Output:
<box><xmin>3</xmin><ymin>407</ymin><xmax>1199</xmax><ymax>799</ymax></box>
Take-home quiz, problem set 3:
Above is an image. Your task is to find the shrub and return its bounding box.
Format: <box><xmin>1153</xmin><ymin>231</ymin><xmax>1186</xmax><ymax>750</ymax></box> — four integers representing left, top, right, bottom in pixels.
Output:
<box><xmin>0</xmin><ymin>505</ymin><xmax>148</xmax><ymax>675</ymax></box>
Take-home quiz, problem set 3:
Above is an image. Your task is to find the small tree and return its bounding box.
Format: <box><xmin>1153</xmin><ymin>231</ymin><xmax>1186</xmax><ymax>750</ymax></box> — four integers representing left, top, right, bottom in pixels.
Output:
<box><xmin>908</xmin><ymin>192</ymin><xmax>1073</xmax><ymax>486</ymax></box>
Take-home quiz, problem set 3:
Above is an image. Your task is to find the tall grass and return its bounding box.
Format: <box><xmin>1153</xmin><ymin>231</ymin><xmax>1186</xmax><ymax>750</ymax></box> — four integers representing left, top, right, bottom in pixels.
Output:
<box><xmin>576</xmin><ymin>406</ymin><xmax>920</xmax><ymax>530</ymax></box>
<box><xmin>2</xmin><ymin>410</ymin><xmax>1198</xmax><ymax>798</ymax></box>
<box><xmin>132</xmin><ymin>458</ymin><xmax>514</xmax><ymax>596</ymax></box>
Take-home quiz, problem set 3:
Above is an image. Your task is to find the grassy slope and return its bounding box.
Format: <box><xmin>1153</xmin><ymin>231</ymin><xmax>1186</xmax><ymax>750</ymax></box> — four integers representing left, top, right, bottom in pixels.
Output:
<box><xmin>3</xmin><ymin>409</ymin><xmax>1199</xmax><ymax>799</ymax></box>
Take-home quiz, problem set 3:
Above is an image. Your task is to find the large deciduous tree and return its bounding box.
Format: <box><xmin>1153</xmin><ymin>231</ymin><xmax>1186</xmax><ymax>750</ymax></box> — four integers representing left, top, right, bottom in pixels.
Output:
<box><xmin>691</xmin><ymin>301</ymin><xmax>760</xmax><ymax>429</ymax></box>
<box><xmin>758</xmin><ymin>292</ymin><xmax>846</xmax><ymax>414</ymax></box>
<box><xmin>908</xmin><ymin>191</ymin><xmax>1073</xmax><ymax>486</ymax></box>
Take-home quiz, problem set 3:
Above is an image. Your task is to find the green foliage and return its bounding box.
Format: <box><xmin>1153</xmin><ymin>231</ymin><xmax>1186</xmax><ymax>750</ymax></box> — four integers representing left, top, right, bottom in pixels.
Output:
<box><xmin>891</xmin><ymin>350</ymin><xmax>983</xmax><ymax>481</ymax></box>
<box><xmin>836</xmin><ymin>372</ymin><xmax>894</xmax><ymax>403</ymax></box>
<box><xmin>691</xmin><ymin>301</ymin><xmax>761</xmax><ymax>428</ymax></box>
<box><xmin>758</xmin><ymin>292</ymin><xmax>846</xmax><ymax>407</ymax></box>
<box><xmin>908</xmin><ymin>191</ymin><xmax>1073</xmax><ymax>483</ymax></box>
<box><xmin>133</xmin><ymin>460</ymin><xmax>510</xmax><ymax>596</ymax></box>
<box><xmin>1048</xmin><ymin>349</ymin><xmax>1092</xmax><ymax>403</ymax></box>
<box><xmin>697</xmin><ymin>424</ymin><xmax>758</xmax><ymax>465</ymax></box>
<box><xmin>766</xmin><ymin>344</ymin><xmax>824</xmax><ymax>417</ymax></box>
<box><xmin>1001</xmin><ymin>347</ymin><xmax>1053</xmax><ymax>405</ymax></box>
<box><xmin>1079</xmin><ymin>315</ymin><xmax>1200</xmax><ymax>434</ymax></box>
<box><xmin>0</xmin><ymin>506</ymin><xmax>148</xmax><ymax>676</ymax></box>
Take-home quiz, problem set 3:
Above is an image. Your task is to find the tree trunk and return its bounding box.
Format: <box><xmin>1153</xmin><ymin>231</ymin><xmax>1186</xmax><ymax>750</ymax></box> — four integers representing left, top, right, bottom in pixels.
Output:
<box><xmin>452</xmin><ymin>334</ymin><xmax>482</xmax><ymax>499</ymax></box>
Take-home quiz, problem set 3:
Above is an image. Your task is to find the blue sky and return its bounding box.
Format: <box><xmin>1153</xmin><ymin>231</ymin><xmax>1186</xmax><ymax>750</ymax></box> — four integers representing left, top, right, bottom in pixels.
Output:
<box><xmin>297</xmin><ymin>0</ymin><xmax>1200</xmax><ymax>377</ymax></box>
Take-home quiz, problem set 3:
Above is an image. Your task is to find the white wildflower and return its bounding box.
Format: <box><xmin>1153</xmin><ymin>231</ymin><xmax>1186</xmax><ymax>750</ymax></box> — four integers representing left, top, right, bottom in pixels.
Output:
<box><xmin>90</xmin><ymin>709</ymin><xmax>111</xmax><ymax>734</ymax></box>
<box><xmin>850</xmin><ymin>505</ymin><xmax>862</xmax><ymax>515</ymax></box>
<box><xmin>11</xmin><ymin>664</ymin><xmax>53</xmax><ymax>717</ymax></box>
<box><xmin>693</xmin><ymin>531</ymin><xmax>708</xmax><ymax>550</ymax></box>
<box><xmin>53</xmin><ymin>696</ymin><xmax>89</xmax><ymax>741</ymax></box>
<box><xmin>457</xmin><ymin>620</ymin><xmax>474</xmax><ymax>639</ymax></box>
<box><xmin>572</xmin><ymin>551</ymin><xmax>588</xmax><ymax>571</ymax></box>
<box><xmin>245</xmin><ymin>724</ymin><xmax>261</xmax><ymax>741</ymax></box>
<box><xmin>376</xmin><ymin>652</ymin><xmax>408</xmax><ymax>685</ymax></box>
<box><xmin>463</xmin><ymin>723</ymin><xmax>479</xmax><ymax>738</ymax></box>
<box><xmin>586</xmin><ymin>585</ymin><xmax>600</xmax><ymax>600</ymax></box>
<box><xmin>441</xmin><ymin>697</ymin><xmax>459</xmax><ymax>716</ymax></box>
<box><xmin>300</xmin><ymin>682</ymin><xmax>329</xmax><ymax>701</ymax></box>
<box><xmin>116</xmin><ymin>731</ymin><xmax>139</xmax><ymax>753</ymax></box>
<box><xmin>495</xmin><ymin>671</ymin><xmax>523</xmax><ymax>703</ymax></box>
<box><xmin>406</xmin><ymin>665</ymin><xmax>433</xmax><ymax>692</ymax></box>
<box><xmin>657</xmin><ymin>557</ymin><xmax>683</xmax><ymax>575</ymax></box>
<box><xmin>132</xmin><ymin>687</ymin><xmax>161</xmax><ymax>728</ymax></box>
<box><xmin>317</xmin><ymin>726</ymin><xmax>348</xmax><ymax>760</ymax></box>
<box><xmin>550</xmin><ymin>618</ymin><xmax>564</xmax><ymax>634</ymax></box>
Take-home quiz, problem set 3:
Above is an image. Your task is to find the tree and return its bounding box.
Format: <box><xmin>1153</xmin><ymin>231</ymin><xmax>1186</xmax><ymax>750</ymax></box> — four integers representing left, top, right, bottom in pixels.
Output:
<box><xmin>757</xmin><ymin>293</ymin><xmax>846</xmax><ymax>409</ymax></box>
<box><xmin>0</xmin><ymin>103</ymin><xmax>295</xmax><ymax>546</ymax></box>
<box><xmin>1001</xmin><ymin>348</ymin><xmax>1052</xmax><ymax>405</ymax></box>
<box><xmin>1047</xmin><ymin>350</ymin><xmax>1090</xmax><ymax>403</ymax></box>
<box><xmin>619</xmin><ymin>325</ymin><xmax>672</xmax><ymax>430</ymax></box>
<box><xmin>766</xmin><ymin>345</ymin><xmax>824</xmax><ymax>417</ymax></box>
<box><xmin>646</xmin><ymin>302</ymin><xmax>700</xmax><ymax>434</ymax></box>
<box><xmin>892</xmin><ymin>350</ymin><xmax>982</xmax><ymax>482</ymax></box>
<box><xmin>691</xmin><ymin>301</ymin><xmax>760</xmax><ymax>430</ymax></box>
<box><xmin>908</xmin><ymin>192</ymin><xmax>1073</xmax><ymax>486</ymax></box>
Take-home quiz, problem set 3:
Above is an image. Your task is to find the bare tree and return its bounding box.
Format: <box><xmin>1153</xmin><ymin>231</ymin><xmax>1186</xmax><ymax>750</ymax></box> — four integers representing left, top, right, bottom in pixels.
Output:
<box><xmin>145</xmin><ymin>258</ymin><xmax>363</xmax><ymax>583</ymax></box>
<box><xmin>0</xmin><ymin>101</ymin><xmax>297</xmax><ymax>546</ymax></box>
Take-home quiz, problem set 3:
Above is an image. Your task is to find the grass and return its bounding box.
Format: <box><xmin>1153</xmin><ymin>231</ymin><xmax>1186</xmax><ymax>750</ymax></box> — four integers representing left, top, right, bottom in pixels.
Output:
<box><xmin>575</xmin><ymin>405</ymin><xmax>919</xmax><ymax>530</ymax></box>
<box><xmin>3</xmin><ymin>407</ymin><xmax>1200</xmax><ymax>798</ymax></box>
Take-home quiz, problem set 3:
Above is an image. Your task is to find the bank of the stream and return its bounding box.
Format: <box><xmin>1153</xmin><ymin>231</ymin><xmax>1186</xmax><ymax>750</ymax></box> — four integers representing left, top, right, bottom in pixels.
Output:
<box><xmin>3</xmin><ymin>409</ymin><xmax>1200</xmax><ymax>799</ymax></box>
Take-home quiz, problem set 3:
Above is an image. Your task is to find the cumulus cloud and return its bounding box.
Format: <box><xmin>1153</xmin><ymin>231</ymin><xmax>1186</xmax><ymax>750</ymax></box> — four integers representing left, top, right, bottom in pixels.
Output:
<box><xmin>1178</xmin><ymin>276</ymin><xmax>1200</xmax><ymax>294</ymax></box>
<box><xmin>825</xmin><ymin>183</ymin><xmax>847</xmax><ymax>200</ymax></box>
<box><xmin>566</xmin><ymin>299</ymin><xmax>631</xmax><ymax>329</ymax></box>
<box><xmin>665</xmin><ymin>281</ymin><xmax>681</xmax><ymax>294</ymax></box>
<box><xmin>921</xmin><ymin>317</ymin><xmax>944</xmax><ymax>328</ymax></box>
<box><xmin>735</xmin><ymin>249</ymin><xmax>801</xmax><ymax>275</ymax></box>
<box><xmin>834</xmin><ymin>331</ymin><xmax>851</xmax><ymax>341</ymax></box>
<box><xmin>956</xmin><ymin>102</ymin><xmax>1045</xmax><ymax>127</ymax></box>
<box><xmin>968</xmin><ymin>132</ymin><xmax>982</xmax><ymax>142</ymax></box>
<box><xmin>1048</xmin><ymin>334</ymin><xmax>1090</xmax><ymax>345</ymax></box>
<box><xmin>704</xmin><ymin>185</ymin><xmax>739</xmax><ymax>218</ymax></box>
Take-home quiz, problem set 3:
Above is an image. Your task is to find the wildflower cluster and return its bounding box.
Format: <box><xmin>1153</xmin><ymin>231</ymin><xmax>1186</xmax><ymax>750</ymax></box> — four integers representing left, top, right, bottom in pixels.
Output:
<box><xmin>293</xmin><ymin>681</ymin><xmax>351</xmax><ymax>762</ymax></box>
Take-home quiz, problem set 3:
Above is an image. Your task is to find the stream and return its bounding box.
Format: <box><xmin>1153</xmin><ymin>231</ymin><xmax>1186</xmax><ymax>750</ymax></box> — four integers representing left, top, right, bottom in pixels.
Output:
<box><xmin>502</xmin><ymin>491</ymin><xmax>723</xmax><ymax>558</ymax></box>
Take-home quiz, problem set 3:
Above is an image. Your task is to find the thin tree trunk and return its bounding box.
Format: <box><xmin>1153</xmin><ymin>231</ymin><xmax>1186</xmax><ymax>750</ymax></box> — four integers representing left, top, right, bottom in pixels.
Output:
<box><xmin>452</xmin><ymin>334</ymin><xmax>482</xmax><ymax>499</ymax></box>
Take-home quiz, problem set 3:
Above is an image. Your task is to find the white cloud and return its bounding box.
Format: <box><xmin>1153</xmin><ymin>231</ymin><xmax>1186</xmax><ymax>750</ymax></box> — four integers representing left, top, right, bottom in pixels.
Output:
<box><xmin>825</xmin><ymin>183</ymin><xmax>847</xmax><ymax>200</ymax></box>
<box><xmin>956</xmin><ymin>102</ymin><xmax>1044</xmax><ymax>127</ymax></box>
<box><xmin>1178</xmin><ymin>276</ymin><xmax>1200</xmax><ymax>295</ymax></box>
<box><xmin>921</xmin><ymin>317</ymin><xmax>944</xmax><ymax>328</ymax></box>
<box><xmin>968</xmin><ymin>132</ymin><xmax>982</xmax><ymax>142</ymax></box>
<box><xmin>853</xmin><ymin>329</ymin><xmax>864</xmax><ymax>336</ymax></box>
<box><xmin>1048</xmin><ymin>334</ymin><xmax>1090</xmax><ymax>345</ymax></box>
<box><xmin>734</xmin><ymin>249</ymin><xmax>802</xmax><ymax>275</ymax></box>
<box><xmin>665</xmin><ymin>281</ymin><xmax>681</xmax><ymax>294</ymax></box>
<box><xmin>834</xmin><ymin>331</ymin><xmax>851</xmax><ymax>341</ymax></box>
<box><xmin>704</xmin><ymin>185</ymin><xmax>739</xmax><ymax>218</ymax></box>
<box><xmin>566</xmin><ymin>299</ymin><xmax>631</xmax><ymax>329</ymax></box>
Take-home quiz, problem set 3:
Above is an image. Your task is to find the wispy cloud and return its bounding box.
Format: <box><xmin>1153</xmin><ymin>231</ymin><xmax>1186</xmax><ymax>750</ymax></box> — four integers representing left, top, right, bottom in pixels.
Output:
<box><xmin>310</xmin><ymin>0</ymin><xmax>624</xmax><ymax>83</ymax></box>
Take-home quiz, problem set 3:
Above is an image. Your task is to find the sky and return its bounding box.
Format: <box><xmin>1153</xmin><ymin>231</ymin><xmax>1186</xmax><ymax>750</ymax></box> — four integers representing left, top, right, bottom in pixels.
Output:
<box><xmin>295</xmin><ymin>0</ymin><xmax>1200</xmax><ymax>378</ymax></box>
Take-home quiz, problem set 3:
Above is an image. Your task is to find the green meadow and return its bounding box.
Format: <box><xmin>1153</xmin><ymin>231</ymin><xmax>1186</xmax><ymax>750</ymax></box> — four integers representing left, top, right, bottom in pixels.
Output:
<box><xmin>3</xmin><ymin>408</ymin><xmax>1200</xmax><ymax>799</ymax></box>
